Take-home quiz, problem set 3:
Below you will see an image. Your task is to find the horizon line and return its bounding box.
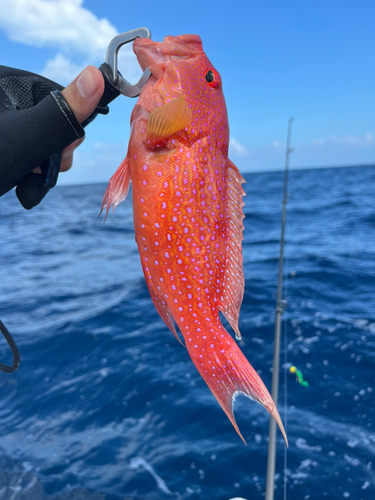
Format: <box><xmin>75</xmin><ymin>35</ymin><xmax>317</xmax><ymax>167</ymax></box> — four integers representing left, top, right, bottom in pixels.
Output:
<box><xmin>58</xmin><ymin>162</ymin><xmax>375</xmax><ymax>187</ymax></box>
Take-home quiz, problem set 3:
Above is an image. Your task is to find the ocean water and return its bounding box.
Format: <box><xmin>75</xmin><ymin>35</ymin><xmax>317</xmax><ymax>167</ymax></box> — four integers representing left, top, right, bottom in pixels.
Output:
<box><xmin>0</xmin><ymin>165</ymin><xmax>374</xmax><ymax>500</ymax></box>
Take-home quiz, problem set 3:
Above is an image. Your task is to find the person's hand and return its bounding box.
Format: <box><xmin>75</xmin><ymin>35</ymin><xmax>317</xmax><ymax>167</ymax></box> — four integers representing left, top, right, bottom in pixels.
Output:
<box><xmin>33</xmin><ymin>65</ymin><xmax>104</xmax><ymax>173</ymax></box>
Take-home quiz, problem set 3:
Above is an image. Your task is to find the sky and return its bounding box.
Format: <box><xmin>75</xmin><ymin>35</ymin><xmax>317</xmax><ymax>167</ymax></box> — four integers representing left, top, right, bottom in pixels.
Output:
<box><xmin>0</xmin><ymin>0</ymin><xmax>374</xmax><ymax>185</ymax></box>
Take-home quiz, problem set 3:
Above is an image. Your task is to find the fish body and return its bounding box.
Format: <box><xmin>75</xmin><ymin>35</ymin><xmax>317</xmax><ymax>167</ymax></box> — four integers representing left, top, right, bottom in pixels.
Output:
<box><xmin>102</xmin><ymin>34</ymin><xmax>287</xmax><ymax>445</ymax></box>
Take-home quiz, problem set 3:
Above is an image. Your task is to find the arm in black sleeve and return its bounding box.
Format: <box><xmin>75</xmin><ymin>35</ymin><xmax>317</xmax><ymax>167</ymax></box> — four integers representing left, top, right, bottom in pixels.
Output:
<box><xmin>0</xmin><ymin>90</ymin><xmax>84</xmax><ymax>197</ymax></box>
<box><xmin>0</xmin><ymin>65</ymin><xmax>109</xmax><ymax>208</ymax></box>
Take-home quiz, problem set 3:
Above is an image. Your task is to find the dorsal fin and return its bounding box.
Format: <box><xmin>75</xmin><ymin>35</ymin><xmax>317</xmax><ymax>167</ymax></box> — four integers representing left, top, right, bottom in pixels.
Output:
<box><xmin>219</xmin><ymin>160</ymin><xmax>246</xmax><ymax>340</ymax></box>
<box><xmin>147</xmin><ymin>94</ymin><xmax>192</xmax><ymax>140</ymax></box>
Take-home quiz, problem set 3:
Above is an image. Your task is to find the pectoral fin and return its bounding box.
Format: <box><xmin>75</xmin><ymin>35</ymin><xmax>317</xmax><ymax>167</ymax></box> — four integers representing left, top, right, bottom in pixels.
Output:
<box><xmin>147</xmin><ymin>94</ymin><xmax>192</xmax><ymax>140</ymax></box>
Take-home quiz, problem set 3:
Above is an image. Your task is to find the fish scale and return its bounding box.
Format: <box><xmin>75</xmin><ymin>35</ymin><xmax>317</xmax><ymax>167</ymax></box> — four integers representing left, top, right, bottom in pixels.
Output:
<box><xmin>132</xmin><ymin>146</ymin><xmax>228</xmax><ymax>319</ymax></box>
<box><xmin>101</xmin><ymin>34</ymin><xmax>287</xmax><ymax>445</ymax></box>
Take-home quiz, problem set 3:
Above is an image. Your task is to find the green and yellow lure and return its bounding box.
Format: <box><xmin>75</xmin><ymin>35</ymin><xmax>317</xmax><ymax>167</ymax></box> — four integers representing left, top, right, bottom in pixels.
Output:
<box><xmin>290</xmin><ymin>366</ymin><xmax>309</xmax><ymax>387</ymax></box>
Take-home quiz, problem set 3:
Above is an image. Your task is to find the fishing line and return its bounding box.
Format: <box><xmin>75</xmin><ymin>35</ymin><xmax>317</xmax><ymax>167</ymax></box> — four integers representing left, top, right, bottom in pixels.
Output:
<box><xmin>265</xmin><ymin>117</ymin><xmax>293</xmax><ymax>500</ymax></box>
<box><xmin>0</xmin><ymin>320</ymin><xmax>21</xmax><ymax>373</ymax></box>
<box><xmin>283</xmin><ymin>257</ymin><xmax>289</xmax><ymax>500</ymax></box>
<box><xmin>282</xmin><ymin>133</ymin><xmax>292</xmax><ymax>500</ymax></box>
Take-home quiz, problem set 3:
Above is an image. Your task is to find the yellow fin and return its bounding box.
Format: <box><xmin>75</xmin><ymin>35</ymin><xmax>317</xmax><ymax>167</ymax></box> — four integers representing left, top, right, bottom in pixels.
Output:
<box><xmin>147</xmin><ymin>94</ymin><xmax>192</xmax><ymax>139</ymax></box>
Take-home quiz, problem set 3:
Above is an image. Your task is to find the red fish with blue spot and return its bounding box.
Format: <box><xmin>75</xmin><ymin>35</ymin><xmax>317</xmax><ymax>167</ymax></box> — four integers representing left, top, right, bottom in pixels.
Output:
<box><xmin>102</xmin><ymin>34</ymin><xmax>287</xmax><ymax>445</ymax></box>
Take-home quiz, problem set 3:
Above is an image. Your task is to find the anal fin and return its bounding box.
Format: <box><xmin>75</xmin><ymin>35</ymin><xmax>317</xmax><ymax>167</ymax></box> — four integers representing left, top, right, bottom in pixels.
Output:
<box><xmin>141</xmin><ymin>261</ymin><xmax>185</xmax><ymax>347</ymax></box>
<box><xmin>100</xmin><ymin>157</ymin><xmax>131</xmax><ymax>220</ymax></box>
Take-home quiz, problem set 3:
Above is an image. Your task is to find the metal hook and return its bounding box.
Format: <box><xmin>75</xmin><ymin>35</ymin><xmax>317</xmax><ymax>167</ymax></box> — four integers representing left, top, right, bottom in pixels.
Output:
<box><xmin>104</xmin><ymin>27</ymin><xmax>152</xmax><ymax>98</ymax></box>
<box><xmin>0</xmin><ymin>321</ymin><xmax>21</xmax><ymax>373</ymax></box>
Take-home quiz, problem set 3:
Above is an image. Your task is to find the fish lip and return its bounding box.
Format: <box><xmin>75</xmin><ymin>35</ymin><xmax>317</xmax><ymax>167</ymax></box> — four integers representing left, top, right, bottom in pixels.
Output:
<box><xmin>133</xmin><ymin>38</ymin><xmax>163</xmax><ymax>77</ymax></box>
<box><xmin>133</xmin><ymin>38</ymin><xmax>152</xmax><ymax>71</ymax></box>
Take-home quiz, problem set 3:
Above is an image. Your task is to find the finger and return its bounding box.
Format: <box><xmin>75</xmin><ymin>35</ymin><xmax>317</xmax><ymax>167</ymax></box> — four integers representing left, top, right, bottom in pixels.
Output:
<box><xmin>60</xmin><ymin>136</ymin><xmax>85</xmax><ymax>172</ymax></box>
<box><xmin>60</xmin><ymin>153</ymin><xmax>74</xmax><ymax>173</ymax></box>
<box><xmin>63</xmin><ymin>137</ymin><xmax>85</xmax><ymax>153</ymax></box>
<box><xmin>32</xmin><ymin>137</ymin><xmax>85</xmax><ymax>174</ymax></box>
<box><xmin>61</xmin><ymin>66</ymin><xmax>104</xmax><ymax>124</ymax></box>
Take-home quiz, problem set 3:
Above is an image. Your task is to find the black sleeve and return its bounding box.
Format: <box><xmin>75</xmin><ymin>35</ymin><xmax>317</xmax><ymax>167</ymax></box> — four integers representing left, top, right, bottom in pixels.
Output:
<box><xmin>0</xmin><ymin>90</ymin><xmax>84</xmax><ymax>198</ymax></box>
<box><xmin>0</xmin><ymin>65</ymin><xmax>109</xmax><ymax>209</ymax></box>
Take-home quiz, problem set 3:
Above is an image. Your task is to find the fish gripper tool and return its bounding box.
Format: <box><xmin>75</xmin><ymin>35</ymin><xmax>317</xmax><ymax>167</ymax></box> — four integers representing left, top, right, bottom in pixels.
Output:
<box><xmin>97</xmin><ymin>27</ymin><xmax>152</xmax><ymax>104</ymax></box>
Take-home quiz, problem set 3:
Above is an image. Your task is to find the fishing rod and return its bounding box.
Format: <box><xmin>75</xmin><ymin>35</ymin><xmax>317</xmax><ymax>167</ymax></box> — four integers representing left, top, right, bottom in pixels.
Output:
<box><xmin>265</xmin><ymin>117</ymin><xmax>294</xmax><ymax>500</ymax></box>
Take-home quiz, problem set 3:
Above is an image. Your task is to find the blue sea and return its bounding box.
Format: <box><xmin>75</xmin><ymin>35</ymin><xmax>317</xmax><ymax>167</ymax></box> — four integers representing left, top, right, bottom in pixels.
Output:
<box><xmin>0</xmin><ymin>165</ymin><xmax>374</xmax><ymax>500</ymax></box>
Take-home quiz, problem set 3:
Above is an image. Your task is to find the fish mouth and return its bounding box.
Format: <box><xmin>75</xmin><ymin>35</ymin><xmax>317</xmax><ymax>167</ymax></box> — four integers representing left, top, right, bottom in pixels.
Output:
<box><xmin>133</xmin><ymin>38</ymin><xmax>165</xmax><ymax>79</ymax></box>
<box><xmin>133</xmin><ymin>35</ymin><xmax>203</xmax><ymax>79</ymax></box>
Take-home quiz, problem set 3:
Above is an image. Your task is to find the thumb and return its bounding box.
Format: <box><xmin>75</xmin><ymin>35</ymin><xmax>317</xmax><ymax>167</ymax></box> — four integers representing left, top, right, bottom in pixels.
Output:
<box><xmin>61</xmin><ymin>66</ymin><xmax>104</xmax><ymax>124</ymax></box>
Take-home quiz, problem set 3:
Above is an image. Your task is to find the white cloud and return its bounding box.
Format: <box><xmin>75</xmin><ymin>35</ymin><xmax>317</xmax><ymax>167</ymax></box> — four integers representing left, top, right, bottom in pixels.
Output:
<box><xmin>229</xmin><ymin>138</ymin><xmax>249</xmax><ymax>156</ymax></box>
<box><xmin>311</xmin><ymin>138</ymin><xmax>324</xmax><ymax>146</ymax></box>
<box><xmin>40</xmin><ymin>45</ymin><xmax>142</xmax><ymax>87</ymax></box>
<box><xmin>330</xmin><ymin>133</ymin><xmax>374</xmax><ymax>147</ymax></box>
<box><xmin>42</xmin><ymin>53</ymin><xmax>84</xmax><ymax>84</ymax></box>
<box><xmin>272</xmin><ymin>140</ymin><xmax>284</xmax><ymax>150</ymax></box>
<box><xmin>0</xmin><ymin>0</ymin><xmax>144</xmax><ymax>86</ymax></box>
<box><xmin>0</xmin><ymin>0</ymin><xmax>116</xmax><ymax>59</ymax></box>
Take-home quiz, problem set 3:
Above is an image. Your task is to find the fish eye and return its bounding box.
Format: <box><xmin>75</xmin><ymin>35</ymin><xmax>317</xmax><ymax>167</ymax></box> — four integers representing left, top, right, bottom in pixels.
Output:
<box><xmin>205</xmin><ymin>70</ymin><xmax>214</xmax><ymax>83</ymax></box>
<box><xmin>205</xmin><ymin>68</ymin><xmax>221</xmax><ymax>89</ymax></box>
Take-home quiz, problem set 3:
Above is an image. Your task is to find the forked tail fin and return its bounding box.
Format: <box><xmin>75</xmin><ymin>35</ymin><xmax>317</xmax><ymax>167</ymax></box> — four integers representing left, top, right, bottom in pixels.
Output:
<box><xmin>185</xmin><ymin>322</ymin><xmax>288</xmax><ymax>446</ymax></box>
<box><xmin>100</xmin><ymin>157</ymin><xmax>130</xmax><ymax>220</ymax></box>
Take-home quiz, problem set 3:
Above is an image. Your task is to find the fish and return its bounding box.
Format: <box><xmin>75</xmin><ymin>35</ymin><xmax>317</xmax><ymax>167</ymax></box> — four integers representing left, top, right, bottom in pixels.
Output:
<box><xmin>101</xmin><ymin>34</ymin><xmax>287</xmax><ymax>446</ymax></box>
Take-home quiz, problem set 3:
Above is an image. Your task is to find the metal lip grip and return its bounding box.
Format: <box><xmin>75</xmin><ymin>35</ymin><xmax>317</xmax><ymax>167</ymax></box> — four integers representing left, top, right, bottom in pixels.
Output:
<box><xmin>105</xmin><ymin>27</ymin><xmax>151</xmax><ymax>98</ymax></box>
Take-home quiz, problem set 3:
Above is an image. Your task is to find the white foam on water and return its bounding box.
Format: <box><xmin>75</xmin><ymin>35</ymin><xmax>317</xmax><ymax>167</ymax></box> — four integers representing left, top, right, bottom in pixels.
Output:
<box><xmin>129</xmin><ymin>457</ymin><xmax>177</xmax><ymax>497</ymax></box>
<box><xmin>21</xmin><ymin>476</ymin><xmax>38</xmax><ymax>493</ymax></box>
<box><xmin>344</xmin><ymin>453</ymin><xmax>360</xmax><ymax>466</ymax></box>
<box><xmin>299</xmin><ymin>459</ymin><xmax>317</xmax><ymax>469</ymax></box>
<box><xmin>304</xmin><ymin>336</ymin><xmax>320</xmax><ymax>345</ymax></box>
<box><xmin>251</xmin><ymin>337</ymin><xmax>264</xmax><ymax>344</ymax></box>
<box><xmin>295</xmin><ymin>438</ymin><xmax>322</xmax><ymax>452</ymax></box>
<box><xmin>347</xmin><ymin>439</ymin><xmax>360</xmax><ymax>448</ymax></box>
<box><xmin>290</xmin><ymin>472</ymin><xmax>308</xmax><ymax>479</ymax></box>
